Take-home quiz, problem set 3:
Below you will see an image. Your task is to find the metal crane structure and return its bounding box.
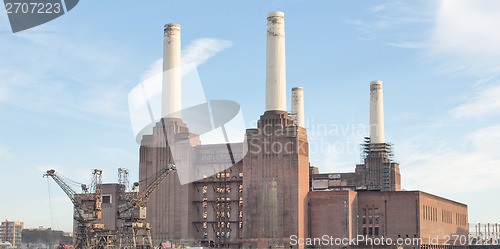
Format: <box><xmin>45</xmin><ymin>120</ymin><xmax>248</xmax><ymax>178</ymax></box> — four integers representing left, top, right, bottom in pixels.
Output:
<box><xmin>117</xmin><ymin>164</ymin><xmax>176</xmax><ymax>249</ymax></box>
<box><xmin>44</xmin><ymin>169</ymin><xmax>114</xmax><ymax>249</ymax></box>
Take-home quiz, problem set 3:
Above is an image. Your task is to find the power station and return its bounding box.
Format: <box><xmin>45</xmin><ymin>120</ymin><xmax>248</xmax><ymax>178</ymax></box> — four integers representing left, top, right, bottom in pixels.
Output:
<box><xmin>52</xmin><ymin>11</ymin><xmax>469</xmax><ymax>249</ymax></box>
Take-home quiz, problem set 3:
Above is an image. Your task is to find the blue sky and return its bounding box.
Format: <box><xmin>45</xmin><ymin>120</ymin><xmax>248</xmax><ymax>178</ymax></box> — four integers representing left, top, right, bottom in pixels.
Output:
<box><xmin>1</xmin><ymin>0</ymin><xmax>500</xmax><ymax>232</ymax></box>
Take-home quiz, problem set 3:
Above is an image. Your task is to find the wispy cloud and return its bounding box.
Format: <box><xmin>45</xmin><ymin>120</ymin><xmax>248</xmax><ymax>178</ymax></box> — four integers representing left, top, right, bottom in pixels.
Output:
<box><xmin>345</xmin><ymin>1</ymin><xmax>434</xmax><ymax>42</ymax></box>
<box><xmin>353</xmin><ymin>1</ymin><xmax>500</xmax><ymax>76</ymax></box>
<box><xmin>128</xmin><ymin>37</ymin><xmax>232</xmax><ymax>138</ymax></box>
<box><xmin>0</xmin><ymin>28</ymin><xmax>135</xmax><ymax>128</ymax></box>
<box><xmin>401</xmin><ymin>125</ymin><xmax>500</xmax><ymax>193</ymax></box>
<box><xmin>137</xmin><ymin>37</ymin><xmax>232</xmax><ymax>86</ymax></box>
<box><xmin>182</xmin><ymin>38</ymin><xmax>232</xmax><ymax>66</ymax></box>
<box><xmin>450</xmin><ymin>83</ymin><xmax>500</xmax><ymax>119</ymax></box>
<box><xmin>429</xmin><ymin>0</ymin><xmax>500</xmax><ymax>76</ymax></box>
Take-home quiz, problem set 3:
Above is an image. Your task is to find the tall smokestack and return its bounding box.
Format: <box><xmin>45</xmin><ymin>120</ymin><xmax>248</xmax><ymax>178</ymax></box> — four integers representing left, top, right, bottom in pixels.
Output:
<box><xmin>291</xmin><ymin>87</ymin><xmax>304</xmax><ymax>127</ymax></box>
<box><xmin>266</xmin><ymin>11</ymin><xmax>286</xmax><ymax>112</ymax></box>
<box><xmin>162</xmin><ymin>23</ymin><xmax>182</xmax><ymax>118</ymax></box>
<box><xmin>370</xmin><ymin>80</ymin><xmax>385</xmax><ymax>144</ymax></box>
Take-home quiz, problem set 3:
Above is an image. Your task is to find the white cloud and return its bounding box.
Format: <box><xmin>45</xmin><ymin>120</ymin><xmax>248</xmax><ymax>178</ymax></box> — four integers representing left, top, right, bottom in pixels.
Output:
<box><xmin>450</xmin><ymin>83</ymin><xmax>500</xmax><ymax>119</ymax></box>
<box><xmin>128</xmin><ymin>38</ymin><xmax>232</xmax><ymax>138</ymax></box>
<box><xmin>401</xmin><ymin>125</ymin><xmax>500</xmax><ymax>193</ymax></box>
<box><xmin>135</xmin><ymin>37</ymin><xmax>232</xmax><ymax>94</ymax></box>
<box><xmin>429</xmin><ymin>0</ymin><xmax>500</xmax><ymax>75</ymax></box>
<box><xmin>349</xmin><ymin>1</ymin><xmax>500</xmax><ymax>77</ymax></box>
<box><xmin>182</xmin><ymin>38</ymin><xmax>232</xmax><ymax>66</ymax></box>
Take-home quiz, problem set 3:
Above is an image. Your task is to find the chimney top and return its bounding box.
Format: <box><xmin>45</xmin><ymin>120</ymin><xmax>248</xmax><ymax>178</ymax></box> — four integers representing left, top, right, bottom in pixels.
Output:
<box><xmin>292</xmin><ymin>87</ymin><xmax>303</xmax><ymax>91</ymax></box>
<box><xmin>164</xmin><ymin>23</ymin><xmax>181</xmax><ymax>32</ymax></box>
<box><xmin>370</xmin><ymin>80</ymin><xmax>383</xmax><ymax>85</ymax></box>
<box><xmin>268</xmin><ymin>11</ymin><xmax>285</xmax><ymax>18</ymax></box>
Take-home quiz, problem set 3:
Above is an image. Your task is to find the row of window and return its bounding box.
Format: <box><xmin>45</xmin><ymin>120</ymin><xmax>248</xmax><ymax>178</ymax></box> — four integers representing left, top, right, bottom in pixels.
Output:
<box><xmin>423</xmin><ymin>205</ymin><xmax>466</xmax><ymax>225</ymax></box>
<box><xmin>202</xmin><ymin>199</ymin><xmax>243</xmax><ymax>208</ymax></box>
<box><xmin>442</xmin><ymin>210</ymin><xmax>452</xmax><ymax>224</ymax></box>
<box><xmin>202</xmin><ymin>210</ymin><xmax>243</xmax><ymax>219</ymax></box>
<box><xmin>456</xmin><ymin>213</ymin><xmax>467</xmax><ymax>226</ymax></box>
<box><xmin>202</xmin><ymin>221</ymin><xmax>243</xmax><ymax>229</ymax></box>
<box><xmin>423</xmin><ymin>205</ymin><xmax>438</xmax><ymax>221</ymax></box>
<box><xmin>362</xmin><ymin>207</ymin><xmax>379</xmax><ymax>216</ymax></box>
<box><xmin>362</xmin><ymin>227</ymin><xmax>380</xmax><ymax>236</ymax></box>
<box><xmin>362</xmin><ymin>217</ymin><xmax>380</xmax><ymax>225</ymax></box>
<box><xmin>201</xmin><ymin>231</ymin><xmax>232</xmax><ymax>239</ymax></box>
<box><xmin>202</xmin><ymin>185</ymin><xmax>244</xmax><ymax>194</ymax></box>
<box><xmin>215</xmin><ymin>172</ymin><xmax>244</xmax><ymax>178</ymax></box>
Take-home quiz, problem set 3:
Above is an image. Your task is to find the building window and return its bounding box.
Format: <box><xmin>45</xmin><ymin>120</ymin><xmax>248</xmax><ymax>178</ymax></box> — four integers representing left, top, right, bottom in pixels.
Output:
<box><xmin>239</xmin><ymin>185</ymin><xmax>243</xmax><ymax>192</ymax></box>
<box><xmin>203</xmin><ymin>211</ymin><xmax>208</xmax><ymax>219</ymax></box>
<box><xmin>102</xmin><ymin>195</ymin><xmax>111</xmax><ymax>204</ymax></box>
<box><xmin>203</xmin><ymin>222</ymin><xmax>207</xmax><ymax>229</ymax></box>
<box><xmin>239</xmin><ymin>197</ymin><xmax>243</xmax><ymax>206</ymax></box>
<box><xmin>375</xmin><ymin>227</ymin><xmax>379</xmax><ymax>236</ymax></box>
<box><xmin>239</xmin><ymin>211</ymin><xmax>243</xmax><ymax>218</ymax></box>
<box><xmin>363</xmin><ymin>228</ymin><xmax>367</xmax><ymax>236</ymax></box>
<box><xmin>369</xmin><ymin>227</ymin><xmax>373</xmax><ymax>236</ymax></box>
<box><xmin>202</xmin><ymin>186</ymin><xmax>208</xmax><ymax>194</ymax></box>
<box><xmin>239</xmin><ymin>172</ymin><xmax>243</xmax><ymax>177</ymax></box>
<box><xmin>239</xmin><ymin>222</ymin><xmax>243</xmax><ymax>228</ymax></box>
<box><xmin>362</xmin><ymin>218</ymin><xmax>366</xmax><ymax>224</ymax></box>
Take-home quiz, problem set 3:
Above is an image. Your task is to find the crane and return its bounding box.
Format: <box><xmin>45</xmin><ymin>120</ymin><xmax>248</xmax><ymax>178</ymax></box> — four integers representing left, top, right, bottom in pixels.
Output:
<box><xmin>116</xmin><ymin>164</ymin><xmax>176</xmax><ymax>249</ymax></box>
<box><xmin>44</xmin><ymin>169</ymin><xmax>113</xmax><ymax>249</ymax></box>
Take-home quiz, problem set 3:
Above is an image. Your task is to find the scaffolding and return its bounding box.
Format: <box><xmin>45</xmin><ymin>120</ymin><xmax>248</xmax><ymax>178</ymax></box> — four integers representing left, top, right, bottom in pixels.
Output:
<box><xmin>360</xmin><ymin>137</ymin><xmax>395</xmax><ymax>163</ymax></box>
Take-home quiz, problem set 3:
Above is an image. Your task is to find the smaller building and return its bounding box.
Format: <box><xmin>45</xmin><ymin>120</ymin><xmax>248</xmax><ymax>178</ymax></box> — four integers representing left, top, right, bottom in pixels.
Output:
<box><xmin>0</xmin><ymin>220</ymin><xmax>24</xmax><ymax>247</ymax></box>
<box><xmin>307</xmin><ymin>190</ymin><xmax>468</xmax><ymax>249</ymax></box>
<box><xmin>316</xmin><ymin>140</ymin><xmax>401</xmax><ymax>192</ymax></box>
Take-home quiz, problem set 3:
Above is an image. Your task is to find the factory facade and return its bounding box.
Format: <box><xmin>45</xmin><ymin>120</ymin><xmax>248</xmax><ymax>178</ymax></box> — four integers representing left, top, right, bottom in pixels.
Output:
<box><xmin>96</xmin><ymin>11</ymin><xmax>469</xmax><ymax>249</ymax></box>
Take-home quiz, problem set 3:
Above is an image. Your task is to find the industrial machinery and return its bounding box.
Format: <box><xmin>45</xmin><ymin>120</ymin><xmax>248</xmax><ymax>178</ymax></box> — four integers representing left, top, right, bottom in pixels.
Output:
<box><xmin>117</xmin><ymin>164</ymin><xmax>176</xmax><ymax>249</ymax></box>
<box><xmin>44</xmin><ymin>169</ymin><xmax>114</xmax><ymax>249</ymax></box>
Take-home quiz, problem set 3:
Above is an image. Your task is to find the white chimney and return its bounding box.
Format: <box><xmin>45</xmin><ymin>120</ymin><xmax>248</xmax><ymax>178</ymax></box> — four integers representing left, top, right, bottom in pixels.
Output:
<box><xmin>162</xmin><ymin>23</ymin><xmax>182</xmax><ymax>118</ymax></box>
<box><xmin>265</xmin><ymin>11</ymin><xmax>287</xmax><ymax>112</ymax></box>
<box><xmin>291</xmin><ymin>87</ymin><xmax>304</xmax><ymax>127</ymax></box>
<box><xmin>370</xmin><ymin>80</ymin><xmax>385</xmax><ymax>144</ymax></box>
